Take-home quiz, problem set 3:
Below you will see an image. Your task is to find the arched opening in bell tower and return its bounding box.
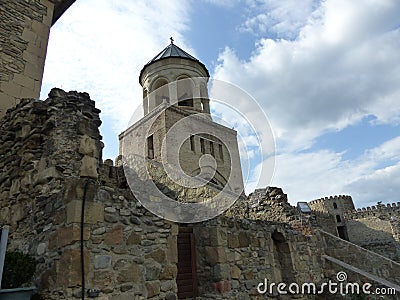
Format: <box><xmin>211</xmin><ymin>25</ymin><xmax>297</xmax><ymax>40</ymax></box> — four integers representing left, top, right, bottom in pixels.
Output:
<box><xmin>177</xmin><ymin>77</ymin><xmax>194</xmax><ymax>107</ymax></box>
<box><xmin>152</xmin><ymin>78</ymin><xmax>169</xmax><ymax>107</ymax></box>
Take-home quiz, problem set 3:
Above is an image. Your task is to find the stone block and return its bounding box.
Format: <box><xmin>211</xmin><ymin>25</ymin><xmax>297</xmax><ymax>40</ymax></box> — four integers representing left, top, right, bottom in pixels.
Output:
<box><xmin>94</xmin><ymin>255</ymin><xmax>112</xmax><ymax>269</ymax></box>
<box><xmin>205</xmin><ymin>246</ymin><xmax>226</xmax><ymax>266</ymax></box>
<box><xmin>104</xmin><ymin>226</ymin><xmax>123</xmax><ymax>245</ymax></box>
<box><xmin>160</xmin><ymin>280</ymin><xmax>175</xmax><ymax>292</ymax></box>
<box><xmin>145</xmin><ymin>248</ymin><xmax>166</xmax><ymax>263</ymax></box>
<box><xmin>79</xmin><ymin>135</ymin><xmax>100</xmax><ymax>158</ymax></box>
<box><xmin>111</xmin><ymin>294</ymin><xmax>137</xmax><ymax>300</ymax></box>
<box><xmin>166</xmin><ymin>235</ymin><xmax>178</xmax><ymax>263</ymax></box>
<box><xmin>238</xmin><ymin>231</ymin><xmax>250</xmax><ymax>247</ymax></box>
<box><xmin>80</xmin><ymin>155</ymin><xmax>99</xmax><ymax>178</ymax></box>
<box><xmin>1</xmin><ymin>81</ymin><xmax>22</xmax><ymax>97</ymax></box>
<box><xmin>20</xmin><ymin>86</ymin><xmax>35</xmax><ymax>98</ymax></box>
<box><xmin>92</xmin><ymin>270</ymin><xmax>114</xmax><ymax>288</ymax></box>
<box><xmin>32</xmin><ymin>19</ymin><xmax>50</xmax><ymax>38</ymax></box>
<box><xmin>58</xmin><ymin>248</ymin><xmax>89</xmax><ymax>287</ymax></box>
<box><xmin>231</xmin><ymin>264</ymin><xmax>241</xmax><ymax>279</ymax></box>
<box><xmin>213</xmin><ymin>280</ymin><xmax>230</xmax><ymax>294</ymax></box>
<box><xmin>126</xmin><ymin>232</ymin><xmax>141</xmax><ymax>245</ymax></box>
<box><xmin>49</xmin><ymin>224</ymin><xmax>90</xmax><ymax>249</ymax></box>
<box><xmin>34</xmin><ymin>166</ymin><xmax>59</xmax><ymax>185</ymax></box>
<box><xmin>24</xmin><ymin>61</ymin><xmax>42</xmax><ymax>80</ymax></box>
<box><xmin>13</xmin><ymin>73</ymin><xmax>35</xmax><ymax>90</ymax></box>
<box><xmin>117</xmin><ymin>263</ymin><xmax>144</xmax><ymax>283</ymax></box>
<box><xmin>145</xmin><ymin>260</ymin><xmax>162</xmax><ymax>280</ymax></box>
<box><xmin>213</xmin><ymin>263</ymin><xmax>230</xmax><ymax>281</ymax></box>
<box><xmin>37</xmin><ymin>242</ymin><xmax>47</xmax><ymax>255</ymax></box>
<box><xmin>66</xmin><ymin>200</ymin><xmax>104</xmax><ymax>224</ymax></box>
<box><xmin>11</xmin><ymin>202</ymin><xmax>25</xmax><ymax>224</ymax></box>
<box><xmin>146</xmin><ymin>280</ymin><xmax>161</xmax><ymax>298</ymax></box>
<box><xmin>228</xmin><ymin>234</ymin><xmax>239</xmax><ymax>248</ymax></box>
<box><xmin>160</xmin><ymin>264</ymin><xmax>177</xmax><ymax>280</ymax></box>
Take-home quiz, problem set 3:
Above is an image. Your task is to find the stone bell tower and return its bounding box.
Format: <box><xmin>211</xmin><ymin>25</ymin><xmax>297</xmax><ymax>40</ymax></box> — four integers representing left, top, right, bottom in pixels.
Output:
<box><xmin>119</xmin><ymin>39</ymin><xmax>244</xmax><ymax>195</ymax></box>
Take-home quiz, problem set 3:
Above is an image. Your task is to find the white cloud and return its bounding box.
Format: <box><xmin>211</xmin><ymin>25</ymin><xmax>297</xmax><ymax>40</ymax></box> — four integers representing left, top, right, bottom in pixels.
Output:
<box><xmin>42</xmin><ymin>0</ymin><xmax>192</xmax><ymax>132</ymax></box>
<box><xmin>267</xmin><ymin>135</ymin><xmax>400</xmax><ymax>207</ymax></box>
<box><xmin>214</xmin><ymin>0</ymin><xmax>400</xmax><ymax>152</ymax></box>
<box><xmin>240</xmin><ymin>0</ymin><xmax>320</xmax><ymax>38</ymax></box>
<box><xmin>213</xmin><ymin>0</ymin><xmax>400</xmax><ymax>206</ymax></box>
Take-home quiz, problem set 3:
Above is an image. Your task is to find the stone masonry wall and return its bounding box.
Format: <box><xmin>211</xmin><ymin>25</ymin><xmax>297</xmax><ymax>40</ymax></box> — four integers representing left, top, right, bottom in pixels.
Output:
<box><xmin>345</xmin><ymin>204</ymin><xmax>400</xmax><ymax>262</ymax></box>
<box><xmin>192</xmin><ymin>217</ymin><xmax>326</xmax><ymax>299</ymax></box>
<box><xmin>0</xmin><ymin>89</ymin><xmax>179</xmax><ymax>299</ymax></box>
<box><xmin>0</xmin><ymin>0</ymin><xmax>56</xmax><ymax>118</ymax></box>
<box><xmin>244</xmin><ymin>187</ymin><xmax>337</xmax><ymax>236</ymax></box>
<box><xmin>1</xmin><ymin>88</ymin><xmax>400</xmax><ymax>299</ymax></box>
<box><xmin>320</xmin><ymin>230</ymin><xmax>400</xmax><ymax>286</ymax></box>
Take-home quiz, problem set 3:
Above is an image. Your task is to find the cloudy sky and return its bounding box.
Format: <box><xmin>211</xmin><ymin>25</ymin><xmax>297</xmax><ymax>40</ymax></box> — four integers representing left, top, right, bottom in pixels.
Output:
<box><xmin>41</xmin><ymin>0</ymin><xmax>400</xmax><ymax>208</ymax></box>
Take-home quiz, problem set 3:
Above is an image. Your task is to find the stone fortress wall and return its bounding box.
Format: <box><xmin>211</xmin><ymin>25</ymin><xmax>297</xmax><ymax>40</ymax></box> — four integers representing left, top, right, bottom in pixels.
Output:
<box><xmin>1</xmin><ymin>90</ymin><xmax>399</xmax><ymax>299</ymax></box>
<box><xmin>309</xmin><ymin>195</ymin><xmax>400</xmax><ymax>262</ymax></box>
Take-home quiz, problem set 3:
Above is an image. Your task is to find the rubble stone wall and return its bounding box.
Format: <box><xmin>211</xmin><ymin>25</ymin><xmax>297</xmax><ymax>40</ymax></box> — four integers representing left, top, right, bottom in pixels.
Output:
<box><xmin>193</xmin><ymin>217</ymin><xmax>326</xmax><ymax>299</ymax></box>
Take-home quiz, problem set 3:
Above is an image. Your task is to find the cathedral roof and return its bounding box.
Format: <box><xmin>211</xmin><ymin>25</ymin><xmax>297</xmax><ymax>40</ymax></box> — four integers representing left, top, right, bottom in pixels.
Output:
<box><xmin>139</xmin><ymin>38</ymin><xmax>209</xmax><ymax>83</ymax></box>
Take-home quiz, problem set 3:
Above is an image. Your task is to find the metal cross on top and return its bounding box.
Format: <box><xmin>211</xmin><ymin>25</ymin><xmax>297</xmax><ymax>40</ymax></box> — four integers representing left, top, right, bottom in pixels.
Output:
<box><xmin>170</xmin><ymin>37</ymin><xmax>174</xmax><ymax>44</ymax></box>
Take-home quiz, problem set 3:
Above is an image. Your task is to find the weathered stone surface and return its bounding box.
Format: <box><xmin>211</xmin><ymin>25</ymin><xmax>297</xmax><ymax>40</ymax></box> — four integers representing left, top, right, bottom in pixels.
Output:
<box><xmin>227</xmin><ymin>234</ymin><xmax>239</xmax><ymax>248</ymax></box>
<box><xmin>205</xmin><ymin>246</ymin><xmax>226</xmax><ymax>265</ymax></box>
<box><xmin>37</xmin><ymin>242</ymin><xmax>47</xmax><ymax>255</ymax></box>
<box><xmin>94</xmin><ymin>255</ymin><xmax>112</xmax><ymax>269</ymax></box>
<box><xmin>145</xmin><ymin>260</ymin><xmax>162</xmax><ymax>280</ymax></box>
<box><xmin>117</xmin><ymin>263</ymin><xmax>143</xmax><ymax>283</ymax></box>
<box><xmin>92</xmin><ymin>270</ymin><xmax>114</xmax><ymax>288</ymax></box>
<box><xmin>126</xmin><ymin>232</ymin><xmax>141</xmax><ymax>245</ymax></box>
<box><xmin>231</xmin><ymin>264</ymin><xmax>241</xmax><ymax>279</ymax></box>
<box><xmin>165</xmin><ymin>292</ymin><xmax>177</xmax><ymax>300</ymax></box>
<box><xmin>238</xmin><ymin>231</ymin><xmax>250</xmax><ymax>247</ymax></box>
<box><xmin>48</xmin><ymin>225</ymin><xmax>90</xmax><ymax>249</ymax></box>
<box><xmin>58</xmin><ymin>249</ymin><xmax>89</xmax><ymax>287</ymax></box>
<box><xmin>145</xmin><ymin>248</ymin><xmax>166</xmax><ymax>263</ymax></box>
<box><xmin>78</xmin><ymin>135</ymin><xmax>99</xmax><ymax>158</ymax></box>
<box><xmin>66</xmin><ymin>200</ymin><xmax>104</xmax><ymax>224</ymax></box>
<box><xmin>213</xmin><ymin>280</ymin><xmax>230</xmax><ymax>293</ymax></box>
<box><xmin>104</xmin><ymin>226</ymin><xmax>123</xmax><ymax>245</ymax></box>
<box><xmin>146</xmin><ymin>280</ymin><xmax>161</xmax><ymax>298</ymax></box>
<box><xmin>80</xmin><ymin>155</ymin><xmax>98</xmax><ymax>178</ymax></box>
<box><xmin>160</xmin><ymin>264</ymin><xmax>177</xmax><ymax>280</ymax></box>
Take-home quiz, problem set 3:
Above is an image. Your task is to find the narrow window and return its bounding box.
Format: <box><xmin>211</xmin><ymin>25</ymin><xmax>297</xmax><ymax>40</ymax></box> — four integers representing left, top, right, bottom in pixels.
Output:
<box><xmin>200</xmin><ymin>138</ymin><xmax>205</xmax><ymax>154</ymax></box>
<box><xmin>210</xmin><ymin>141</ymin><xmax>214</xmax><ymax>157</ymax></box>
<box><xmin>336</xmin><ymin>215</ymin><xmax>341</xmax><ymax>223</ymax></box>
<box><xmin>190</xmin><ymin>135</ymin><xmax>195</xmax><ymax>152</ymax></box>
<box><xmin>218</xmin><ymin>144</ymin><xmax>223</xmax><ymax>160</ymax></box>
<box><xmin>147</xmin><ymin>135</ymin><xmax>154</xmax><ymax>159</ymax></box>
<box><xmin>333</xmin><ymin>202</ymin><xmax>338</xmax><ymax>209</ymax></box>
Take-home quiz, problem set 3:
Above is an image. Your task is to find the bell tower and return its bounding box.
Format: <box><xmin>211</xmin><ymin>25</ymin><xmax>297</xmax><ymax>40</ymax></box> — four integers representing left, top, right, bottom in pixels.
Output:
<box><xmin>139</xmin><ymin>38</ymin><xmax>211</xmax><ymax>116</ymax></box>
<box><xmin>119</xmin><ymin>39</ymin><xmax>244</xmax><ymax>195</ymax></box>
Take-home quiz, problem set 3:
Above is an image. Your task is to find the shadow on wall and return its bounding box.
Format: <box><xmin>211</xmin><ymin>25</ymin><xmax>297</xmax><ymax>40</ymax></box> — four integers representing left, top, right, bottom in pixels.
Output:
<box><xmin>346</xmin><ymin>218</ymin><xmax>400</xmax><ymax>262</ymax></box>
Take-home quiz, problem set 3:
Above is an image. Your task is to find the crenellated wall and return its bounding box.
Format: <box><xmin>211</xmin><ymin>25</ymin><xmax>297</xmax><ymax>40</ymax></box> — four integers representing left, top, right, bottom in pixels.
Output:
<box><xmin>308</xmin><ymin>195</ymin><xmax>355</xmax><ymax>214</ymax></box>
<box><xmin>345</xmin><ymin>202</ymin><xmax>400</xmax><ymax>219</ymax></box>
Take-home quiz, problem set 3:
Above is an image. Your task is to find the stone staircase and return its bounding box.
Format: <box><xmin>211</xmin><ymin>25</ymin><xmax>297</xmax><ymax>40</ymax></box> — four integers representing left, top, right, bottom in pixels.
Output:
<box><xmin>319</xmin><ymin>229</ymin><xmax>400</xmax><ymax>293</ymax></box>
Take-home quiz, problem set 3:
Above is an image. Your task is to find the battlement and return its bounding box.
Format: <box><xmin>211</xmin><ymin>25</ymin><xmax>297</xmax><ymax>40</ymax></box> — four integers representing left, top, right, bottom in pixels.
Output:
<box><xmin>345</xmin><ymin>202</ymin><xmax>400</xmax><ymax>219</ymax></box>
<box><xmin>309</xmin><ymin>195</ymin><xmax>353</xmax><ymax>205</ymax></box>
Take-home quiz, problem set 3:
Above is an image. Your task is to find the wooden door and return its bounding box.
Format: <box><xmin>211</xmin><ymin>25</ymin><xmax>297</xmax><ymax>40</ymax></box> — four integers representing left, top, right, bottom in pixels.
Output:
<box><xmin>177</xmin><ymin>226</ymin><xmax>198</xmax><ymax>299</ymax></box>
